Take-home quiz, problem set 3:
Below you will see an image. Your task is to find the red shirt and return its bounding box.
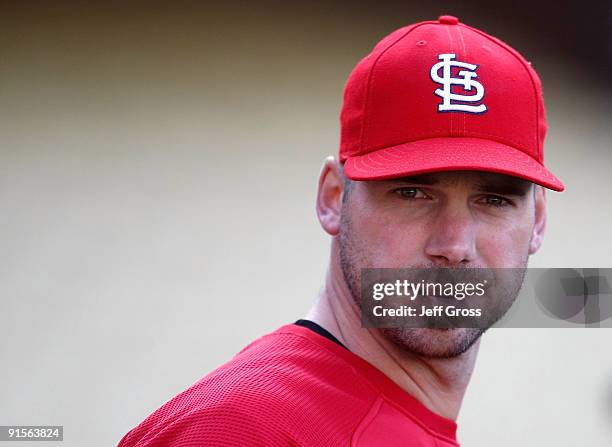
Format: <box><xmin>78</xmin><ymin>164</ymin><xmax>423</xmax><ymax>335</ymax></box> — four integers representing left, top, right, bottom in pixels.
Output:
<box><xmin>118</xmin><ymin>324</ymin><xmax>460</xmax><ymax>446</ymax></box>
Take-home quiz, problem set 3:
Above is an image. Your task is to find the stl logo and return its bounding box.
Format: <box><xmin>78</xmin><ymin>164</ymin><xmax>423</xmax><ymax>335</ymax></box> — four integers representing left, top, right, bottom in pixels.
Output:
<box><xmin>430</xmin><ymin>53</ymin><xmax>487</xmax><ymax>114</ymax></box>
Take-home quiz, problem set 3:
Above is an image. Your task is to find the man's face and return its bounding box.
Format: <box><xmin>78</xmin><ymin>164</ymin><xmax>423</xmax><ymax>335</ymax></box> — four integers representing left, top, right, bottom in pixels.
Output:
<box><xmin>337</xmin><ymin>170</ymin><xmax>543</xmax><ymax>358</ymax></box>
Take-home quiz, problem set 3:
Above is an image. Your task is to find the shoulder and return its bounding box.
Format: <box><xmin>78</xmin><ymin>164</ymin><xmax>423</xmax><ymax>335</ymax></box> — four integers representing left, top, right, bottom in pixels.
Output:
<box><xmin>118</xmin><ymin>326</ymin><xmax>374</xmax><ymax>446</ymax></box>
<box><xmin>118</xmin><ymin>403</ymin><xmax>292</xmax><ymax>446</ymax></box>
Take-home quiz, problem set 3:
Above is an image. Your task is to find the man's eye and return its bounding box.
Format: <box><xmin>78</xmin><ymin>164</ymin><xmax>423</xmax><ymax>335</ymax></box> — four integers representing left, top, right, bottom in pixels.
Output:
<box><xmin>394</xmin><ymin>187</ymin><xmax>428</xmax><ymax>200</ymax></box>
<box><xmin>479</xmin><ymin>195</ymin><xmax>512</xmax><ymax>207</ymax></box>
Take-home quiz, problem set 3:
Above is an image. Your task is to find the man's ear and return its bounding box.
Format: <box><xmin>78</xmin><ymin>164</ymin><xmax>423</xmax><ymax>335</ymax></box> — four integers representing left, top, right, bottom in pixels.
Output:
<box><xmin>528</xmin><ymin>185</ymin><xmax>547</xmax><ymax>254</ymax></box>
<box><xmin>316</xmin><ymin>156</ymin><xmax>346</xmax><ymax>236</ymax></box>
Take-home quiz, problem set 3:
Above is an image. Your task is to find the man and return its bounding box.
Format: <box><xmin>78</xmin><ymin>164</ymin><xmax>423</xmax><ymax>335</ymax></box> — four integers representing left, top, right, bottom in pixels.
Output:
<box><xmin>118</xmin><ymin>15</ymin><xmax>564</xmax><ymax>446</ymax></box>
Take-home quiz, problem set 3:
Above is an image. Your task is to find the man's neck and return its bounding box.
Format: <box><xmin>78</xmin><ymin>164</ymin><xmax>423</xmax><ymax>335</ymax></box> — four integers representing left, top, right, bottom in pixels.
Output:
<box><xmin>304</xmin><ymin>245</ymin><xmax>480</xmax><ymax>421</ymax></box>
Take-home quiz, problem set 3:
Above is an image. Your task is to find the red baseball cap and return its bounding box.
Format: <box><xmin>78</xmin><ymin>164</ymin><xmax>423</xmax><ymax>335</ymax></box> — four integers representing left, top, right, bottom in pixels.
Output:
<box><xmin>339</xmin><ymin>15</ymin><xmax>565</xmax><ymax>191</ymax></box>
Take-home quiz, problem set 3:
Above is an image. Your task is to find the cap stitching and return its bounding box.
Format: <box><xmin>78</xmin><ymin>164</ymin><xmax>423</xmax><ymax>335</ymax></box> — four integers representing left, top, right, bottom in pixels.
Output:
<box><xmin>361</xmin><ymin>140</ymin><xmax>553</xmax><ymax>177</ymax></box>
<box><xmin>456</xmin><ymin>26</ymin><xmax>468</xmax><ymax>136</ymax></box>
<box><xmin>443</xmin><ymin>25</ymin><xmax>455</xmax><ymax>136</ymax></box>
<box><xmin>351</xmin><ymin>152</ymin><xmax>553</xmax><ymax>177</ymax></box>
<box><xmin>361</xmin><ymin>22</ymin><xmax>435</xmax><ymax>152</ymax></box>
<box><xmin>460</xmin><ymin>24</ymin><xmax>541</xmax><ymax>160</ymax></box>
<box><xmin>358</xmin><ymin>129</ymin><xmax>531</xmax><ymax>154</ymax></box>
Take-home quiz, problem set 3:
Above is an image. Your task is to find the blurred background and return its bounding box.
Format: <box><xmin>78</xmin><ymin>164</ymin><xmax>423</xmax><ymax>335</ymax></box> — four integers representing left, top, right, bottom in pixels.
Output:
<box><xmin>1</xmin><ymin>1</ymin><xmax>611</xmax><ymax>446</ymax></box>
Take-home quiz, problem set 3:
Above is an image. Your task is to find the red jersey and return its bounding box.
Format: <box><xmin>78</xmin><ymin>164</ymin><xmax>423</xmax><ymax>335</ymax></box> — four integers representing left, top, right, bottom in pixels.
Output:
<box><xmin>118</xmin><ymin>323</ymin><xmax>460</xmax><ymax>446</ymax></box>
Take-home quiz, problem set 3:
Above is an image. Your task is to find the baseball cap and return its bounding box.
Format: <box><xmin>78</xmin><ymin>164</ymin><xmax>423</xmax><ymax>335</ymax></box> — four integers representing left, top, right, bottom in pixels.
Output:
<box><xmin>339</xmin><ymin>15</ymin><xmax>565</xmax><ymax>191</ymax></box>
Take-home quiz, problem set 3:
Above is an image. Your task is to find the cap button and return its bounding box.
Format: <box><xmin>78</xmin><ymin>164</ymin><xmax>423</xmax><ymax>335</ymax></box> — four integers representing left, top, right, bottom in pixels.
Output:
<box><xmin>438</xmin><ymin>15</ymin><xmax>459</xmax><ymax>25</ymax></box>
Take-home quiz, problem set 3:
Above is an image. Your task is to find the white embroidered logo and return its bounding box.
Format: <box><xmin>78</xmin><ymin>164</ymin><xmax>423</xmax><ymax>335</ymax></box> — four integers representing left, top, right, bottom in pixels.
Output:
<box><xmin>430</xmin><ymin>53</ymin><xmax>487</xmax><ymax>114</ymax></box>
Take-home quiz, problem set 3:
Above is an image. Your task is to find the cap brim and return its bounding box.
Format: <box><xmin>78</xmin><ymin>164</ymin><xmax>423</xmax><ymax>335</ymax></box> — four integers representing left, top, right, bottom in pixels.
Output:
<box><xmin>344</xmin><ymin>137</ymin><xmax>565</xmax><ymax>192</ymax></box>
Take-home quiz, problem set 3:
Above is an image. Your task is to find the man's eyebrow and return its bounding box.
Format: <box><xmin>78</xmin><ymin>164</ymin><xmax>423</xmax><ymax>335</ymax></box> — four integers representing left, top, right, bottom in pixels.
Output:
<box><xmin>474</xmin><ymin>178</ymin><xmax>533</xmax><ymax>196</ymax></box>
<box><xmin>383</xmin><ymin>173</ymin><xmax>533</xmax><ymax>195</ymax></box>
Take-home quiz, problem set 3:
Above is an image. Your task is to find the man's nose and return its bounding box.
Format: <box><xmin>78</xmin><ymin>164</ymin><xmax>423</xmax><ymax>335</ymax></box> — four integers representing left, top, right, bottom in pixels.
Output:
<box><xmin>424</xmin><ymin>206</ymin><xmax>477</xmax><ymax>266</ymax></box>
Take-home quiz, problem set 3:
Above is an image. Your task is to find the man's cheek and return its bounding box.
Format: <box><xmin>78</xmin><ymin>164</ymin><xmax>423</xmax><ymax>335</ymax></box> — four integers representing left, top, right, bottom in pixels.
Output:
<box><xmin>477</xmin><ymin>226</ymin><xmax>532</xmax><ymax>267</ymax></box>
<box><xmin>365</xmin><ymin>225</ymin><xmax>426</xmax><ymax>267</ymax></box>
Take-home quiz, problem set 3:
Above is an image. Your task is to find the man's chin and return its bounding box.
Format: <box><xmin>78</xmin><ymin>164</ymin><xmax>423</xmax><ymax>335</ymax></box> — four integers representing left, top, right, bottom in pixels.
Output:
<box><xmin>380</xmin><ymin>327</ymin><xmax>485</xmax><ymax>359</ymax></box>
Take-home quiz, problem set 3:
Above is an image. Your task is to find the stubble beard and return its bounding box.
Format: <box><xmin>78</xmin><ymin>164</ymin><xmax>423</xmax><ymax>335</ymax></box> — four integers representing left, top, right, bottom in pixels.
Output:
<box><xmin>338</xmin><ymin>203</ymin><xmax>528</xmax><ymax>359</ymax></box>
